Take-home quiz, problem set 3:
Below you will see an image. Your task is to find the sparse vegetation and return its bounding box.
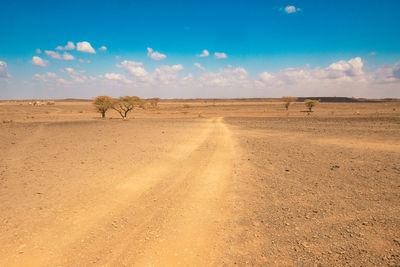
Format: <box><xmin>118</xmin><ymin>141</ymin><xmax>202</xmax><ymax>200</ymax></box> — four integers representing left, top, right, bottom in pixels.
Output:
<box><xmin>282</xmin><ymin>96</ymin><xmax>297</xmax><ymax>111</ymax></box>
<box><xmin>183</xmin><ymin>104</ymin><xmax>190</xmax><ymax>108</ymax></box>
<box><xmin>112</xmin><ymin>96</ymin><xmax>144</xmax><ymax>119</ymax></box>
<box><xmin>148</xmin><ymin>98</ymin><xmax>160</xmax><ymax>108</ymax></box>
<box><xmin>93</xmin><ymin>96</ymin><xmax>113</xmax><ymax>118</ymax></box>
<box><xmin>304</xmin><ymin>99</ymin><xmax>319</xmax><ymax>112</ymax></box>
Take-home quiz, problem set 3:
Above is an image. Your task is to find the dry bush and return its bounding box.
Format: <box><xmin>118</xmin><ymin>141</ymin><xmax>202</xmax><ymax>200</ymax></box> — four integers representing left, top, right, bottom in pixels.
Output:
<box><xmin>282</xmin><ymin>96</ymin><xmax>298</xmax><ymax>111</ymax></box>
<box><xmin>304</xmin><ymin>99</ymin><xmax>319</xmax><ymax>112</ymax></box>
<box><xmin>93</xmin><ymin>96</ymin><xmax>113</xmax><ymax>118</ymax></box>
<box><xmin>148</xmin><ymin>98</ymin><xmax>160</xmax><ymax>109</ymax></box>
<box><xmin>183</xmin><ymin>104</ymin><xmax>190</xmax><ymax>108</ymax></box>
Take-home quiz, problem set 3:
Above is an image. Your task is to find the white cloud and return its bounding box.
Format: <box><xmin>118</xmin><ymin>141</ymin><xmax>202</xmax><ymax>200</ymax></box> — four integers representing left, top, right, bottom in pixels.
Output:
<box><xmin>147</xmin><ymin>47</ymin><xmax>167</xmax><ymax>60</ymax></box>
<box><xmin>284</xmin><ymin>5</ymin><xmax>301</xmax><ymax>14</ymax></box>
<box><xmin>323</xmin><ymin>57</ymin><xmax>364</xmax><ymax>79</ymax></box>
<box><xmin>393</xmin><ymin>63</ymin><xmax>400</xmax><ymax>79</ymax></box>
<box><xmin>257</xmin><ymin>58</ymin><xmax>366</xmax><ymax>87</ymax></box>
<box><xmin>117</xmin><ymin>61</ymin><xmax>185</xmax><ymax>85</ymax></box>
<box><xmin>36</xmin><ymin>49</ymin><xmax>42</xmax><ymax>54</ymax></box>
<box><xmin>104</xmin><ymin>73</ymin><xmax>132</xmax><ymax>84</ymax></box>
<box><xmin>194</xmin><ymin>62</ymin><xmax>205</xmax><ymax>71</ymax></box>
<box><xmin>118</xmin><ymin>60</ymin><xmax>150</xmax><ymax>81</ymax></box>
<box><xmin>0</xmin><ymin>61</ymin><xmax>10</xmax><ymax>78</ymax></box>
<box><xmin>45</xmin><ymin>50</ymin><xmax>75</xmax><ymax>61</ymax></box>
<box><xmin>57</xmin><ymin>78</ymin><xmax>70</xmax><ymax>86</ymax></box>
<box><xmin>64</xmin><ymin>67</ymin><xmax>85</xmax><ymax>77</ymax></box>
<box><xmin>63</xmin><ymin>52</ymin><xmax>75</xmax><ymax>61</ymax></box>
<box><xmin>56</xmin><ymin>41</ymin><xmax>75</xmax><ymax>51</ymax></box>
<box><xmin>77</xmin><ymin>41</ymin><xmax>96</xmax><ymax>54</ymax></box>
<box><xmin>153</xmin><ymin>64</ymin><xmax>184</xmax><ymax>83</ymax></box>
<box><xmin>198</xmin><ymin>49</ymin><xmax>210</xmax><ymax>57</ymax></box>
<box><xmin>33</xmin><ymin>72</ymin><xmax>57</xmax><ymax>82</ymax></box>
<box><xmin>79</xmin><ymin>59</ymin><xmax>91</xmax><ymax>63</ymax></box>
<box><xmin>369</xmin><ymin>51</ymin><xmax>377</xmax><ymax>56</ymax></box>
<box><xmin>47</xmin><ymin>72</ymin><xmax>57</xmax><ymax>78</ymax></box>
<box><xmin>198</xmin><ymin>67</ymin><xmax>249</xmax><ymax>87</ymax></box>
<box><xmin>31</xmin><ymin>56</ymin><xmax>48</xmax><ymax>67</ymax></box>
<box><xmin>45</xmin><ymin>50</ymin><xmax>62</xmax><ymax>59</ymax></box>
<box><xmin>214</xmin><ymin>52</ymin><xmax>227</xmax><ymax>59</ymax></box>
<box><xmin>259</xmin><ymin>72</ymin><xmax>274</xmax><ymax>83</ymax></box>
<box><xmin>181</xmin><ymin>73</ymin><xmax>193</xmax><ymax>82</ymax></box>
<box><xmin>99</xmin><ymin>46</ymin><xmax>107</xmax><ymax>51</ymax></box>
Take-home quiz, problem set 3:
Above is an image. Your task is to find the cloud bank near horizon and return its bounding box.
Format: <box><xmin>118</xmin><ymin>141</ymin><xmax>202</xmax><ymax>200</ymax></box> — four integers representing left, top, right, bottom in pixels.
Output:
<box><xmin>2</xmin><ymin>54</ymin><xmax>396</xmax><ymax>99</ymax></box>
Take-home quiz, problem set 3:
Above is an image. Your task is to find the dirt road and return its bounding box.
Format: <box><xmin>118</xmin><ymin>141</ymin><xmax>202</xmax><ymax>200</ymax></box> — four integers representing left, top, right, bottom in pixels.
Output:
<box><xmin>1</xmin><ymin>100</ymin><xmax>400</xmax><ymax>266</ymax></box>
<box><xmin>0</xmin><ymin>118</ymin><xmax>235</xmax><ymax>266</ymax></box>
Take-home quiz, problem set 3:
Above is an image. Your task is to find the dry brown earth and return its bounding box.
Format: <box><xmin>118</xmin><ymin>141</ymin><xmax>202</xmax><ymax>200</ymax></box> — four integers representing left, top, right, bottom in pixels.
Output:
<box><xmin>0</xmin><ymin>100</ymin><xmax>399</xmax><ymax>266</ymax></box>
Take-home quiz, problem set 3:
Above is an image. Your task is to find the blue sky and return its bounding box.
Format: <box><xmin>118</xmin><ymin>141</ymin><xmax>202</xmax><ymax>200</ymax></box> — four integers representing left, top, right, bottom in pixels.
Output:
<box><xmin>1</xmin><ymin>0</ymin><xmax>399</xmax><ymax>99</ymax></box>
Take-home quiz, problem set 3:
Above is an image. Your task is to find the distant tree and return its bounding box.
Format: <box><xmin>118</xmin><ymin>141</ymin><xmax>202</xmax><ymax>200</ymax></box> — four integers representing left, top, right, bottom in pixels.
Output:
<box><xmin>304</xmin><ymin>99</ymin><xmax>320</xmax><ymax>112</ymax></box>
<box><xmin>282</xmin><ymin>96</ymin><xmax>298</xmax><ymax>111</ymax></box>
<box><xmin>148</xmin><ymin>97</ymin><xmax>160</xmax><ymax>108</ymax></box>
<box><xmin>112</xmin><ymin>96</ymin><xmax>144</xmax><ymax>119</ymax></box>
<box><xmin>93</xmin><ymin>96</ymin><xmax>113</xmax><ymax>118</ymax></box>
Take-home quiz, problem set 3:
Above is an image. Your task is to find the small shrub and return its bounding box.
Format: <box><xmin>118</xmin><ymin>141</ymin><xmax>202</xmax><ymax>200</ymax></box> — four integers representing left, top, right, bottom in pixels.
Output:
<box><xmin>282</xmin><ymin>96</ymin><xmax>297</xmax><ymax>111</ymax></box>
<box><xmin>148</xmin><ymin>97</ymin><xmax>160</xmax><ymax>108</ymax></box>
<box><xmin>304</xmin><ymin>99</ymin><xmax>319</xmax><ymax>112</ymax></box>
<box><xmin>183</xmin><ymin>104</ymin><xmax>190</xmax><ymax>108</ymax></box>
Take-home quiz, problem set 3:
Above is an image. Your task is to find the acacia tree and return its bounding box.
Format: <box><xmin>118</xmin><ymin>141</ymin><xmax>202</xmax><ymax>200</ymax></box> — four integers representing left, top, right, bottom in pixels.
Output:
<box><xmin>304</xmin><ymin>99</ymin><xmax>320</xmax><ymax>112</ymax></box>
<box><xmin>93</xmin><ymin>96</ymin><xmax>113</xmax><ymax>118</ymax></box>
<box><xmin>282</xmin><ymin>96</ymin><xmax>298</xmax><ymax>111</ymax></box>
<box><xmin>112</xmin><ymin>96</ymin><xmax>144</xmax><ymax>119</ymax></box>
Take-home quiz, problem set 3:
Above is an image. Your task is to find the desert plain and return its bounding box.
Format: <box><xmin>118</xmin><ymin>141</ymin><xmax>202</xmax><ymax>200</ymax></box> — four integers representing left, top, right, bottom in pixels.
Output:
<box><xmin>0</xmin><ymin>99</ymin><xmax>399</xmax><ymax>266</ymax></box>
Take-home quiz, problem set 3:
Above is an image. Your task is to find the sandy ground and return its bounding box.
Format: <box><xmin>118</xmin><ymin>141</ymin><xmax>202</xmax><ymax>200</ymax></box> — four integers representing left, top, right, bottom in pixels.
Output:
<box><xmin>0</xmin><ymin>100</ymin><xmax>399</xmax><ymax>266</ymax></box>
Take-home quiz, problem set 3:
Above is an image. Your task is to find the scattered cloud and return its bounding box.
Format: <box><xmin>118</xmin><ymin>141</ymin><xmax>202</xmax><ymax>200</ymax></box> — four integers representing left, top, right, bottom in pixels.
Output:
<box><xmin>79</xmin><ymin>59</ymin><xmax>91</xmax><ymax>63</ymax></box>
<box><xmin>118</xmin><ymin>60</ymin><xmax>150</xmax><ymax>81</ymax></box>
<box><xmin>198</xmin><ymin>49</ymin><xmax>210</xmax><ymax>57</ymax></box>
<box><xmin>323</xmin><ymin>57</ymin><xmax>364</xmax><ymax>79</ymax></box>
<box><xmin>259</xmin><ymin>72</ymin><xmax>274</xmax><ymax>83</ymax></box>
<box><xmin>63</xmin><ymin>52</ymin><xmax>75</xmax><ymax>61</ymax></box>
<box><xmin>214</xmin><ymin>52</ymin><xmax>227</xmax><ymax>59</ymax></box>
<box><xmin>64</xmin><ymin>67</ymin><xmax>85</xmax><ymax>77</ymax></box>
<box><xmin>56</xmin><ymin>41</ymin><xmax>75</xmax><ymax>51</ymax></box>
<box><xmin>147</xmin><ymin>47</ymin><xmax>167</xmax><ymax>60</ymax></box>
<box><xmin>31</xmin><ymin>56</ymin><xmax>48</xmax><ymax>67</ymax></box>
<box><xmin>283</xmin><ymin>5</ymin><xmax>301</xmax><ymax>14</ymax></box>
<box><xmin>104</xmin><ymin>73</ymin><xmax>132</xmax><ymax>84</ymax></box>
<box><xmin>198</xmin><ymin>67</ymin><xmax>249</xmax><ymax>87</ymax></box>
<box><xmin>33</xmin><ymin>72</ymin><xmax>57</xmax><ymax>82</ymax></box>
<box><xmin>153</xmin><ymin>64</ymin><xmax>184</xmax><ymax>83</ymax></box>
<box><xmin>45</xmin><ymin>50</ymin><xmax>75</xmax><ymax>61</ymax></box>
<box><xmin>194</xmin><ymin>62</ymin><xmax>205</xmax><ymax>71</ymax></box>
<box><xmin>36</xmin><ymin>49</ymin><xmax>42</xmax><ymax>54</ymax></box>
<box><xmin>392</xmin><ymin>63</ymin><xmax>400</xmax><ymax>79</ymax></box>
<box><xmin>0</xmin><ymin>61</ymin><xmax>10</xmax><ymax>78</ymax></box>
<box><xmin>77</xmin><ymin>41</ymin><xmax>96</xmax><ymax>54</ymax></box>
<box><xmin>117</xmin><ymin>61</ymin><xmax>184</xmax><ymax>84</ymax></box>
<box><xmin>45</xmin><ymin>50</ymin><xmax>62</xmax><ymax>59</ymax></box>
<box><xmin>99</xmin><ymin>46</ymin><xmax>107</xmax><ymax>51</ymax></box>
<box><xmin>369</xmin><ymin>51</ymin><xmax>377</xmax><ymax>56</ymax></box>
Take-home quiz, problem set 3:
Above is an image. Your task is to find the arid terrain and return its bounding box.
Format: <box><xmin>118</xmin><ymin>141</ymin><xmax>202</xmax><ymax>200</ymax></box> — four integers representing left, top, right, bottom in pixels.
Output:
<box><xmin>0</xmin><ymin>99</ymin><xmax>399</xmax><ymax>266</ymax></box>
